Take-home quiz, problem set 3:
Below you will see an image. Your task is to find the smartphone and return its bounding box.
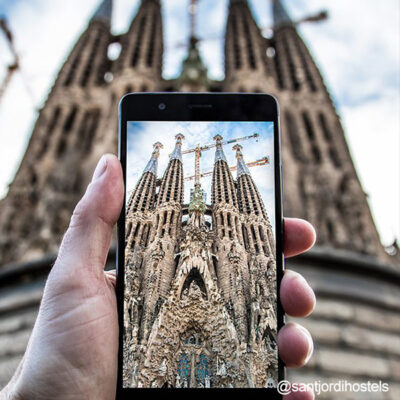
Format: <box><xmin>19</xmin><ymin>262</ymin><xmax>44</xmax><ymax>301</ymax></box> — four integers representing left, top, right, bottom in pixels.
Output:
<box><xmin>117</xmin><ymin>93</ymin><xmax>284</xmax><ymax>396</ymax></box>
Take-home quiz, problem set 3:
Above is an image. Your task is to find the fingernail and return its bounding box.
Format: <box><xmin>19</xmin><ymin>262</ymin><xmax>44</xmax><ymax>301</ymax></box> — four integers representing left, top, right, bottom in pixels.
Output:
<box><xmin>285</xmin><ymin>269</ymin><xmax>306</xmax><ymax>285</ymax></box>
<box><xmin>285</xmin><ymin>269</ymin><xmax>313</xmax><ymax>291</ymax></box>
<box><xmin>92</xmin><ymin>156</ymin><xmax>108</xmax><ymax>181</ymax></box>
<box><xmin>296</xmin><ymin>324</ymin><xmax>314</xmax><ymax>364</ymax></box>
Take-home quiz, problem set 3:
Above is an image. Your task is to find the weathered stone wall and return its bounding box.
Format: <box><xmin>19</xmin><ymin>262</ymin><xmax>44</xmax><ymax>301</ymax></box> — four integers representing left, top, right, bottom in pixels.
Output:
<box><xmin>288</xmin><ymin>250</ymin><xmax>400</xmax><ymax>400</ymax></box>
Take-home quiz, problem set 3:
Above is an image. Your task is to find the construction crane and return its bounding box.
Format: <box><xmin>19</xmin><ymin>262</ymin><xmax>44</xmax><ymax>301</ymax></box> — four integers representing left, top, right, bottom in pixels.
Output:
<box><xmin>0</xmin><ymin>16</ymin><xmax>36</xmax><ymax>107</ymax></box>
<box><xmin>182</xmin><ymin>133</ymin><xmax>259</xmax><ymax>156</ymax></box>
<box><xmin>181</xmin><ymin>133</ymin><xmax>259</xmax><ymax>187</ymax></box>
<box><xmin>184</xmin><ymin>156</ymin><xmax>270</xmax><ymax>181</ymax></box>
<box><xmin>0</xmin><ymin>17</ymin><xmax>19</xmax><ymax>105</ymax></box>
<box><xmin>171</xmin><ymin>4</ymin><xmax>328</xmax><ymax>49</ymax></box>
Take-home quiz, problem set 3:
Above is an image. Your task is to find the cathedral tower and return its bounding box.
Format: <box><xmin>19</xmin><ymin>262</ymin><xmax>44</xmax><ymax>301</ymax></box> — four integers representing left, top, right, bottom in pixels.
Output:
<box><xmin>234</xmin><ymin>144</ymin><xmax>274</xmax><ymax>256</ymax></box>
<box><xmin>223</xmin><ymin>0</ymin><xmax>386</xmax><ymax>259</ymax></box>
<box><xmin>224</xmin><ymin>0</ymin><xmax>275</xmax><ymax>93</ymax></box>
<box><xmin>233</xmin><ymin>143</ymin><xmax>278</xmax><ymax>380</ymax></box>
<box><xmin>124</xmin><ymin>141</ymin><xmax>162</xmax><ymax>345</ymax></box>
<box><xmin>60</xmin><ymin>0</ymin><xmax>112</xmax><ymax>89</ymax></box>
<box><xmin>176</xmin><ymin>37</ymin><xmax>210</xmax><ymax>92</ymax></box>
<box><xmin>0</xmin><ymin>0</ymin><xmax>114</xmax><ymax>264</ymax></box>
<box><xmin>211</xmin><ymin>135</ymin><xmax>249</xmax><ymax>341</ymax></box>
<box><xmin>126</xmin><ymin>141</ymin><xmax>162</xmax><ymax>261</ymax></box>
<box><xmin>139</xmin><ymin>134</ymin><xmax>185</xmax><ymax>342</ymax></box>
<box><xmin>113</xmin><ymin>0</ymin><xmax>163</xmax><ymax>94</ymax></box>
<box><xmin>270</xmin><ymin>0</ymin><xmax>384</xmax><ymax>256</ymax></box>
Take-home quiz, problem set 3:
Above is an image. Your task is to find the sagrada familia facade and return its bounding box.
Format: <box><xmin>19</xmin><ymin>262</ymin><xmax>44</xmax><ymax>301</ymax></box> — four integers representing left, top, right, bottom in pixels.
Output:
<box><xmin>0</xmin><ymin>0</ymin><xmax>390</xmax><ymax>263</ymax></box>
<box><xmin>0</xmin><ymin>0</ymin><xmax>399</xmax><ymax>396</ymax></box>
<box><xmin>123</xmin><ymin>134</ymin><xmax>277</xmax><ymax>387</ymax></box>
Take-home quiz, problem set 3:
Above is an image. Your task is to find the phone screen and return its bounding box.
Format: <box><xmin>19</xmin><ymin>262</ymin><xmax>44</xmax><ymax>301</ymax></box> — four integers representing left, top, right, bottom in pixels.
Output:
<box><xmin>122</xmin><ymin>119</ymin><xmax>279</xmax><ymax>389</ymax></box>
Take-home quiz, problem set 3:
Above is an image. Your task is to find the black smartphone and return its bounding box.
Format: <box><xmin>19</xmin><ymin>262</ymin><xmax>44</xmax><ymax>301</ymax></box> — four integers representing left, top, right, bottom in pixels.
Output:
<box><xmin>117</xmin><ymin>93</ymin><xmax>284</xmax><ymax>397</ymax></box>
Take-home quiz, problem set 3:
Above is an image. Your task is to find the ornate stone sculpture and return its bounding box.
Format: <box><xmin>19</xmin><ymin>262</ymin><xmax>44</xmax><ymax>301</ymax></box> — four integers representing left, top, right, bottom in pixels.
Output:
<box><xmin>122</xmin><ymin>135</ymin><xmax>278</xmax><ymax>388</ymax></box>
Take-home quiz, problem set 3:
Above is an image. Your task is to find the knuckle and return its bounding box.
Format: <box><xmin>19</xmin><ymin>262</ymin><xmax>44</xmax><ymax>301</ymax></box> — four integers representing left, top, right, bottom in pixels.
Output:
<box><xmin>69</xmin><ymin>197</ymin><xmax>90</xmax><ymax>229</ymax></box>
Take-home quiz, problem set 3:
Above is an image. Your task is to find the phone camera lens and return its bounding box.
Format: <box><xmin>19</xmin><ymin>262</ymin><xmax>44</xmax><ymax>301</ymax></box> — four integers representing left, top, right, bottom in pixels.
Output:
<box><xmin>158</xmin><ymin>103</ymin><xmax>166</xmax><ymax>110</ymax></box>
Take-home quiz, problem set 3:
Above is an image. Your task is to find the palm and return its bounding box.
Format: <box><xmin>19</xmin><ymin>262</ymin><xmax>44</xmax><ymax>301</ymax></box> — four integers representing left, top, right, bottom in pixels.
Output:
<box><xmin>14</xmin><ymin>266</ymin><xmax>118</xmax><ymax>400</ymax></box>
<box><xmin>4</xmin><ymin>156</ymin><xmax>315</xmax><ymax>400</ymax></box>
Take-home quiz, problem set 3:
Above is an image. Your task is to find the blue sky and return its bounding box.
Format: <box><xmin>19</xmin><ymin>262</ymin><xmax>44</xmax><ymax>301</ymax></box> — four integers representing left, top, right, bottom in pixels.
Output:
<box><xmin>127</xmin><ymin>121</ymin><xmax>275</xmax><ymax>231</ymax></box>
<box><xmin>0</xmin><ymin>0</ymin><xmax>398</xmax><ymax>245</ymax></box>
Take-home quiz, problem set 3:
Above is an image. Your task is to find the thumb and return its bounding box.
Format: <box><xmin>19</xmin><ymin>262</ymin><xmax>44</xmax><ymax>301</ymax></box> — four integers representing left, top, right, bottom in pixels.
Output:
<box><xmin>53</xmin><ymin>154</ymin><xmax>124</xmax><ymax>281</ymax></box>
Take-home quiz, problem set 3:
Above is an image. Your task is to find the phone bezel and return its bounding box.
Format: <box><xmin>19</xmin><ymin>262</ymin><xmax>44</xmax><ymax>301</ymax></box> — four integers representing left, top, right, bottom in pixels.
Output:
<box><xmin>117</xmin><ymin>93</ymin><xmax>284</xmax><ymax>398</ymax></box>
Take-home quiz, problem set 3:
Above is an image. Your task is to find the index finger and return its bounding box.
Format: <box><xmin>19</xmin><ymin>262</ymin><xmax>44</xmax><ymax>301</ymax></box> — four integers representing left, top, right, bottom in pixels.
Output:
<box><xmin>284</xmin><ymin>218</ymin><xmax>316</xmax><ymax>258</ymax></box>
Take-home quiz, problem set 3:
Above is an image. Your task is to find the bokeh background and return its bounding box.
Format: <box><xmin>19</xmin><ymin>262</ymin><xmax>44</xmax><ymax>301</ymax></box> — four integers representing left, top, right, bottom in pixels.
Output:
<box><xmin>0</xmin><ymin>0</ymin><xmax>398</xmax><ymax>244</ymax></box>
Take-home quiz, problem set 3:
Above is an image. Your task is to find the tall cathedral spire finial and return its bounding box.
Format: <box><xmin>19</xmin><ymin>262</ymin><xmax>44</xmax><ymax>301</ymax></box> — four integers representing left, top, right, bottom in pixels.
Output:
<box><xmin>143</xmin><ymin>142</ymin><xmax>163</xmax><ymax>175</ymax></box>
<box><xmin>177</xmin><ymin>0</ymin><xmax>210</xmax><ymax>91</ymax></box>
<box><xmin>272</xmin><ymin>0</ymin><xmax>293</xmax><ymax>27</ymax></box>
<box><xmin>91</xmin><ymin>0</ymin><xmax>113</xmax><ymax>23</ymax></box>
<box><xmin>189</xmin><ymin>0</ymin><xmax>198</xmax><ymax>40</ymax></box>
<box><xmin>233</xmin><ymin>144</ymin><xmax>251</xmax><ymax>177</ymax></box>
<box><xmin>170</xmin><ymin>134</ymin><xmax>185</xmax><ymax>161</ymax></box>
<box><xmin>214</xmin><ymin>135</ymin><xmax>227</xmax><ymax>163</ymax></box>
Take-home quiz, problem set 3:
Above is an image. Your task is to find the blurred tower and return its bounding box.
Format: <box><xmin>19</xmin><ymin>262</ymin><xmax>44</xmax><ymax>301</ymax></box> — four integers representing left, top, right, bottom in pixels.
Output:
<box><xmin>177</xmin><ymin>37</ymin><xmax>210</xmax><ymax>91</ymax></box>
<box><xmin>113</xmin><ymin>0</ymin><xmax>163</xmax><ymax>94</ymax></box>
<box><xmin>0</xmin><ymin>0</ymin><xmax>114</xmax><ymax>264</ymax></box>
<box><xmin>224</xmin><ymin>0</ymin><xmax>386</xmax><ymax>259</ymax></box>
<box><xmin>224</xmin><ymin>0</ymin><xmax>273</xmax><ymax>93</ymax></box>
<box><xmin>1</xmin><ymin>0</ymin><xmax>387</xmax><ymax>264</ymax></box>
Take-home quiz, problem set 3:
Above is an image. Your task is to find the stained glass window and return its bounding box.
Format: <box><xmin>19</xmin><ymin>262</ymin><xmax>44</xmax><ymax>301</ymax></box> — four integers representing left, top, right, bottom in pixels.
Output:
<box><xmin>196</xmin><ymin>354</ymin><xmax>210</xmax><ymax>384</ymax></box>
<box><xmin>177</xmin><ymin>353</ymin><xmax>190</xmax><ymax>380</ymax></box>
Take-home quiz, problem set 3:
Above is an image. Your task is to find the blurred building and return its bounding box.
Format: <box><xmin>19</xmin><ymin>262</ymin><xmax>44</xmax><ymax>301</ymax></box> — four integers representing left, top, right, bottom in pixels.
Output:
<box><xmin>0</xmin><ymin>0</ymin><xmax>399</xmax><ymax>397</ymax></box>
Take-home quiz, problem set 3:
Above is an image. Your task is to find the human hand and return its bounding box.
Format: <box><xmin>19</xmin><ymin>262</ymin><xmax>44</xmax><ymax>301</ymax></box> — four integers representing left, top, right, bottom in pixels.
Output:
<box><xmin>1</xmin><ymin>154</ymin><xmax>316</xmax><ymax>400</ymax></box>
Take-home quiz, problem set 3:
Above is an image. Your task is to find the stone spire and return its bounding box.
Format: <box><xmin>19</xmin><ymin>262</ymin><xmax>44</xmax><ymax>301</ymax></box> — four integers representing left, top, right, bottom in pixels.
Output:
<box><xmin>140</xmin><ymin>132</ymin><xmax>184</xmax><ymax>341</ymax></box>
<box><xmin>177</xmin><ymin>0</ymin><xmax>210</xmax><ymax>92</ymax></box>
<box><xmin>235</xmin><ymin>145</ymin><xmax>267</xmax><ymax>220</ymax></box>
<box><xmin>177</xmin><ymin>37</ymin><xmax>210</xmax><ymax>92</ymax></box>
<box><xmin>269</xmin><ymin>0</ymin><xmax>322</xmax><ymax>92</ymax></box>
<box><xmin>143</xmin><ymin>142</ymin><xmax>163</xmax><ymax>175</ymax></box>
<box><xmin>234</xmin><ymin>145</ymin><xmax>274</xmax><ymax>259</ymax></box>
<box><xmin>156</xmin><ymin>135</ymin><xmax>184</xmax><ymax>205</ymax></box>
<box><xmin>115</xmin><ymin>0</ymin><xmax>163</xmax><ymax>83</ymax></box>
<box><xmin>91</xmin><ymin>0</ymin><xmax>113</xmax><ymax>24</ymax></box>
<box><xmin>213</xmin><ymin>134</ymin><xmax>227</xmax><ymax>163</ymax></box>
<box><xmin>211</xmin><ymin>135</ymin><xmax>237</xmax><ymax>207</ymax></box>
<box><xmin>224</xmin><ymin>0</ymin><xmax>273</xmax><ymax>92</ymax></box>
<box><xmin>170</xmin><ymin>133</ymin><xmax>184</xmax><ymax>161</ymax></box>
<box><xmin>233</xmin><ymin>144</ymin><xmax>251</xmax><ymax>177</ymax></box>
<box><xmin>127</xmin><ymin>142</ymin><xmax>162</xmax><ymax>214</ymax></box>
<box><xmin>59</xmin><ymin>0</ymin><xmax>112</xmax><ymax>88</ymax></box>
<box><xmin>272</xmin><ymin>0</ymin><xmax>292</xmax><ymax>27</ymax></box>
<box><xmin>211</xmin><ymin>133</ymin><xmax>249</xmax><ymax>343</ymax></box>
